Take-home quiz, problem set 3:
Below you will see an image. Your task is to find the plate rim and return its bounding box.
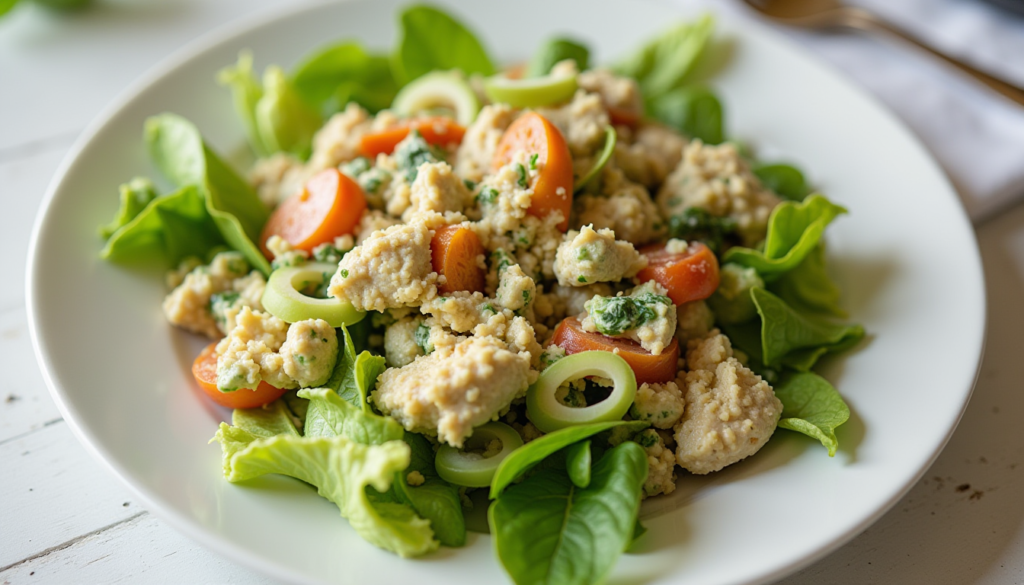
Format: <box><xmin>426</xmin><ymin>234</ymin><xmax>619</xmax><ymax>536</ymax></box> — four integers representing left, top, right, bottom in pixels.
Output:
<box><xmin>24</xmin><ymin>1</ymin><xmax>987</xmax><ymax>584</ymax></box>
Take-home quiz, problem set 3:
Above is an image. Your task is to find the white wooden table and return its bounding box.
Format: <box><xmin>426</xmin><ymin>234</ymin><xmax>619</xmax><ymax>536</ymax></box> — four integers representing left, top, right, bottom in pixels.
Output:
<box><xmin>2</xmin><ymin>2</ymin><xmax>1023</xmax><ymax>583</ymax></box>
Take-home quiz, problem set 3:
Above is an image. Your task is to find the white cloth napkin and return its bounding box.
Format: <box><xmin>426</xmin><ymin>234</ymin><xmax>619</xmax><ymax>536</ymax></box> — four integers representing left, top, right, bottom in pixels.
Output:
<box><xmin>698</xmin><ymin>0</ymin><xmax>1024</xmax><ymax>223</ymax></box>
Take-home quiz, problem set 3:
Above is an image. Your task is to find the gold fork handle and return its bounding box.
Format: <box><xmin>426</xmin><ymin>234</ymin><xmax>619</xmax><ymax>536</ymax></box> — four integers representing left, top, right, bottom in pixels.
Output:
<box><xmin>841</xmin><ymin>7</ymin><xmax>1024</xmax><ymax>107</ymax></box>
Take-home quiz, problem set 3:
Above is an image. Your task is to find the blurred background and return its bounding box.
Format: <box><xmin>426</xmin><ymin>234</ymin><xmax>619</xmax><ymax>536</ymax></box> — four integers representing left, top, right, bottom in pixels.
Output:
<box><xmin>1</xmin><ymin>0</ymin><xmax>1022</xmax><ymax>583</ymax></box>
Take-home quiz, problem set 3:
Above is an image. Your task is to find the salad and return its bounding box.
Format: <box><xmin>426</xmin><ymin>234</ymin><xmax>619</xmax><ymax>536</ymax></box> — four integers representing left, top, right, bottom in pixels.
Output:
<box><xmin>97</xmin><ymin>5</ymin><xmax>865</xmax><ymax>584</ymax></box>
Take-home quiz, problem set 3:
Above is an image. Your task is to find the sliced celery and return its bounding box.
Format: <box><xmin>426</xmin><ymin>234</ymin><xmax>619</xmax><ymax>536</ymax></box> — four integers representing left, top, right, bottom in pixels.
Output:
<box><xmin>526</xmin><ymin>351</ymin><xmax>636</xmax><ymax>433</ymax></box>
<box><xmin>261</xmin><ymin>262</ymin><xmax>365</xmax><ymax>326</ymax></box>
<box><xmin>483</xmin><ymin>73</ymin><xmax>577</xmax><ymax>108</ymax></box>
<box><xmin>435</xmin><ymin>422</ymin><xmax>523</xmax><ymax>487</ymax></box>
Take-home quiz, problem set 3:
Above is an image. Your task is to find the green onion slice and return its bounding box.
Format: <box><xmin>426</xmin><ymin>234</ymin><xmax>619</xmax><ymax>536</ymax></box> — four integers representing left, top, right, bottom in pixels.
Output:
<box><xmin>435</xmin><ymin>422</ymin><xmax>524</xmax><ymax>488</ymax></box>
<box><xmin>526</xmin><ymin>350</ymin><xmax>637</xmax><ymax>433</ymax></box>
<box><xmin>261</xmin><ymin>262</ymin><xmax>365</xmax><ymax>326</ymax></box>
<box><xmin>483</xmin><ymin>73</ymin><xmax>577</xmax><ymax>108</ymax></box>
<box><xmin>574</xmin><ymin>126</ymin><xmax>616</xmax><ymax>193</ymax></box>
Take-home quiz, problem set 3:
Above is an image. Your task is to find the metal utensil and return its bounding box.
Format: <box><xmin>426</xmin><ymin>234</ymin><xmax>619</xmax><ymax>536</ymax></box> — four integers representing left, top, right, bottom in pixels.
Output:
<box><xmin>743</xmin><ymin>0</ymin><xmax>1024</xmax><ymax>106</ymax></box>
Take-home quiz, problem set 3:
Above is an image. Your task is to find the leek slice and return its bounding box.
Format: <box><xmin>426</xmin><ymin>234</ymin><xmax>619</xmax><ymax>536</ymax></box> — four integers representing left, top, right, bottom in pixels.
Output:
<box><xmin>435</xmin><ymin>422</ymin><xmax>523</xmax><ymax>487</ymax></box>
<box><xmin>261</xmin><ymin>262</ymin><xmax>364</xmax><ymax>326</ymax></box>
<box><xmin>526</xmin><ymin>351</ymin><xmax>637</xmax><ymax>433</ymax></box>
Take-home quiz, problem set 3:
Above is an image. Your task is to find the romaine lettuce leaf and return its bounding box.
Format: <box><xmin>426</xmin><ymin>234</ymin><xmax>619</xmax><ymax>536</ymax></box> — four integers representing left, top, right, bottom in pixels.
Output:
<box><xmin>213</xmin><ymin>424</ymin><xmax>437</xmax><ymax>557</ymax></box>
<box><xmin>292</xmin><ymin>42</ymin><xmax>399</xmax><ymax>115</ymax></box>
<box><xmin>613</xmin><ymin>15</ymin><xmax>714</xmax><ymax>103</ymax></box>
<box><xmin>144</xmin><ymin>113</ymin><xmax>271</xmax><ymax>274</ymax></box>
<box><xmin>723</xmin><ymin>194</ymin><xmax>846</xmax><ymax>281</ymax></box>
<box><xmin>489</xmin><ymin>441</ymin><xmax>648</xmax><ymax>585</ymax></box>
<box><xmin>98</xmin><ymin>177</ymin><xmax>159</xmax><ymax>239</ymax></box>
<box><xmin>752</xmin><ymin>287</ymin><xmax>864</xmax><ymax>367</ymax></box>
<box><xmin>99</xmin><ymin>184</ymin><xmax>224</xmax><ymax>266</ymax></box>
<box><xmin>393</xmin><ymin>4</ymin><xmax>495</xmax><ymax>85</ymax></box>
<box><xmin>774</xmin><ymin>371</ymin><xmax>850</xmax><ymax>456</ymax></box>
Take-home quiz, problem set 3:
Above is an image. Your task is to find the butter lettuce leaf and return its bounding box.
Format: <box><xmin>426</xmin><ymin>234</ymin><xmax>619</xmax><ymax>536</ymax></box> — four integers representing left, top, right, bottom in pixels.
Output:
<box><xmin>98</xmin><ymin>177</ymin><xmax>159</xmax><ymax>239</ymax></box>
<box><xmin>769</xmin><ymin>244</ymin><xmax>847</xmax><ymax>319</ymax></box>
<box><xmin>754</xmin><ymin>163</ymin><xmax>810</xmax><ymax>201</ymax></box>
<box><xmin>489</xmin><ymin>441</ymin><xmax>648</xmax><ymax>585</ymax></box>
<box><xmin>299</xmin><ymin>387</ymin><xmax>403</xmax><ymax>445</ymax></box>
<box><xmin>254</xmin><ymin>65</ymin><xmax>322</xmax><ymax>159</ymax></box>
<box><xmin>752</xmin><ymin>287</ymin><xmax>864</xmax><ymax>367</ymax></box>
<box><xmin>774</xmin><ymin>371</ymin><xmax>850</xmax><ymax>456</ymax></box>
<box><xmin>144</xmin><ymin>113</ymin><xmax>271</xmax><ymax>274</ymax></box>
<box><xmin>213</xmin><ymin>424</ymin><xmax>437</xmax><ymax>557</ymax></box>
<box><xmin>327</xmin><ymin>324</ymin><xmax>386</xmax><ymax>411</ymax></box>
<box><xmin>232</xmin><ymin>399</ymin><xmax>300</xmax><ymax>439</ymax></box>
<box><xmin>723</xmin><ymin>194</ymin><xmax>846</xmax><ymax>281</ymax></box>
<box><xmin>393</xmin><ymin>4</ymin><xmax>495</xmax><ymax>85</ymax></box>
<box><xmin>99</xmin><ymin>184</ymin><xmax>224</xmax><ymax>266</ymax></box>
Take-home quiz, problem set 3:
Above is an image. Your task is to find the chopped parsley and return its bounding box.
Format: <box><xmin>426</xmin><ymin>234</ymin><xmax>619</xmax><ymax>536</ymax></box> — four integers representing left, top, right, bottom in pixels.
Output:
<box><xmin>587</xmin><ymin>292</ymin><xmax>671</xmax><ymax>336</ymax></box>
<box><xmin>208</xmin><ymin>292</ymin><xmax>241</xmax><ymax>326</ymax></box>
<box><xmin>463</xmin><ymin>179</ymin><xmax>477</xmax><ymax>191</ymax></box>
<box><xmin>528</xmin><ymin>153</ymin><xmax>539</xmax><ymax>170</ymax></box>
<box><xmin>414</xmin><ymin>322</ymin><xmax>434</xmax><ymax>355</ymax></box>
<box><xmin>395</xmin><ymin>130</ymin><xmax>443</xmax><ymax>183</ymax></box>
<box><xmin>577</xmin><ymin>275</ymin><xmax>587</xmax><ymax>283</ymax></box>
<box><xmin>340</xmin><ymin>156</ymin><xmax>372</xmax><ymax>178</ymax></box>
<box><xmin>491</xmin><ymin>249</ymin><xmax>514</xmax><ymax>273</ymax></box>
<box><xmin>668</xmin><ymin>207</ymin><xmax>738</xmax><ymax>254</ymax></box>
<box><xmin>476</xmin><ymin>186</ymin><xmax>499</xmax><ymax>205</ymax></box>
<box><xmin>515</xmin><ymin>163</ymin><xmax>529</xmax><ymax>188</ymax></box>
<box><xmin>340</xmin><ymin>269</ymin><xmax>349</xmax><ymax>278</ymax></box>
<box><xmin>313</xmin><ymin>244</ymin><xmax>346</xmax><ymax>264</ymax></box>
<box><xmin>522</xmin><ymin>290</ymin><xmax>531</xmax><ymax>304</ymax></box>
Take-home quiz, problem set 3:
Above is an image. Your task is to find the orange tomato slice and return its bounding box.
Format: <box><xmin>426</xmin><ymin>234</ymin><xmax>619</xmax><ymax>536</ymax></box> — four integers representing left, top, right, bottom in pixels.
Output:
<box><xmin>359</xmin><ymin>116</ymin><xmax>466</xmax><ymax>158</ymax></box>
<box><xmin>431</xmin><ymin>224</ymin><xmax>486</xmax><ymax>294</ymax></box>
<box><xmin>637</xmin><ymin>242</ymin><xmax>720</xmax><ymax>305</ymax></box>
<box><xmin>552</xmin><ymin>317</ymin><xmax>679</xmax><ymax>385</ymax></box>
<box><xmin>192</xmin><ymin>343</ymin><xmax>287</xmax><ymax>409</ymax></box>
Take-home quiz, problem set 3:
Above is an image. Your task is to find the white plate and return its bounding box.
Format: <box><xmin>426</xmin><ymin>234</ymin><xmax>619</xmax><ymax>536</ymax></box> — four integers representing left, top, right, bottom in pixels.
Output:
<box><xmin>26</xmin><ymin>0</ymin><xmax>985</xmax><ymax>583</ymax></box>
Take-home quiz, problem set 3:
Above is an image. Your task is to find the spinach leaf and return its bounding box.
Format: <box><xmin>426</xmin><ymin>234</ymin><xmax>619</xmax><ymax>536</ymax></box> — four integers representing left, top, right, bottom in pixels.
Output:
<box><xmin>650</xmin><ymin>85</ymin><xmax>724</xmax><ymax>144</ymax></box>
<box><xmin>565</xmin><ymin>440</ymin><xmax>591</xmax><ymax>488</ymax></box>
<box><xmin>667</xmin><ymin>206</ymin><xmax>736</xmax><ymax>254</ymax></box>
<box><xmin>98</xmin><ymin>177</ymin><xmax>158</xmax><ymax>239</ymax></box>
<box><xmin>99</xmin><ymin>185</ymin><xmax>224</xmax><ymax>266</ymax></box>
<box><xmin>292</xmin><ymin>42</ymin><xmax>399</xmax><ymax>115</ymax></box>
<box><xmin>144</xmin><ymin>113</ymin><xmax>271</xmax><ymax>274</ymax></box>
<box><xmin>613</xmin><ymin>15</ymin><xmax>714</xmax><ymax>102</ymax></box>
<box><xmin>774</xmin><ymin>371</ymin><xmax>850</xmax><ymax>456</ymax></box>
<box><xmin>393</xmin><ymin>4</ymin><xmax>495</xmax><ymax>85</ymax></box>
<box><xmin>723</xmin><ymin>194</ymin><xmax>845</xmax><ymax>281</ymax></box>
<box><xmin>527</xmin><ymin>37</ymin><xmax>590</xmax><ymax>77</ymax></box>
<box><xmin>490</xmin><ymin>420</ymin><xmax>648</xmax><ymax>498</ymax></box>
<box><xmin>326</xmin><ymin>324</ymin><xmax>386</xmax><ymax>411</ymax></box>
<box><xmin>489</xmin><ymin>442</ymin><xmax>648</xmax><ymax>585</ymax></box>
<box><xmin>754</xmin><ymin>163</ymin><xmax>810</xmax><ymax>201</ymax></box>
<box><xmin>752</xmin><ymin>287</ymin><xmax>864</xmax><ymax>367</ymax></box>
<box><xmin>392</xmin><ymin>431</ymin><xmax>466</xmax><ymax>547</ymax></box>
<box><xmin>769</xmin><ymin>244</ymin><xmax>847</xmax><ymax>319</ymax></box>
<box><xmin>299</xmin><ymin>387</ymin><xmax>404</xmax><ymax>446</ymax></box>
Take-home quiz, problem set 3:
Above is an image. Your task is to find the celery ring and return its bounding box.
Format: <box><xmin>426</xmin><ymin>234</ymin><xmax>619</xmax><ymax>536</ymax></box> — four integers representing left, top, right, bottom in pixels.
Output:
<box><xmin>261</xmin><ymin>262</ymin><xmax>365</xmax><ymax>326</ymax></box>
<box><xmin>483</xmin><ymin>74</ymin><xmax>577</xmax><ymax>109</ymax></box>
<box><xmin>526</xmin><ymin>351</ymin><xmax>637</xmax><ymax>433</ymax></box>
<box><xmin>435</xmin><ymin>422</ymin><xmax>524</xmax><ymax>488</ymax></box>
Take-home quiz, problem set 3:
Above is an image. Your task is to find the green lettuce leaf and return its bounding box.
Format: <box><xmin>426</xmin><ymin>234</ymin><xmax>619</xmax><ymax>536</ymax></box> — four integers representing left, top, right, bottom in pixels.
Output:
<box><xmin>526</xmin><ymin>37</ymin><xmax>590</xmax><ymax>77</ymax></box>
<box><xmin>489</xmin><ymin>441</ymin><xmax>648</xmax><ymax>585</ymax></box>
<box><xmin>613</xmin><ymin>15</ymin><xmax>714</xmax><ymax>103</ymax></box>
<box><xmin>99</xmin><ymin>184</ymin><xmax>224</xmax><ymax>266</ymax></box>
<box><xmin>707</xmin><ymin>262</ymin><xmax>764</xmax><ymax>325</ymax></box>
<box><xmin>299</xmin><ymin>387</ymin><xmax>403</xmax><ymax>445</ymax></box>
<box><xmin>325</xmin><ymin>324</ymin><xmax>387</xmax><ymax>411</ymax></box>
<box><xmin>769</xmin><ymin>244</ymin><xmax>847</xmax><ymax>319</ymax></box>
<box><xmin>490</xmin><ymin>420</ymin><xmax>648</xmax><ymax>498</ymax></box>
<box><xmin>292</xmin><ymin>42</ymin><xmax>400</xmax><ymax>115</ymax></box>
<box><xmin>212</xmin><ymin>424</ymin><xmax>437</xmax><ymax>557</ymax></box>
<box><xmin>650</xmin><ymin>85</ymin><xmax>723</xmax><ymax>144</ymax></box>
<box><xmin>393</xmin><ymin>4</ymin><xmax>495</xmax><ymax>85</ymax></box>
<box><xmin>231</xmin><ymin>399</ymin><xmax>300</xmax><ymax>439</ymax></box>
<box><xmin>723</xmin><ymin>194</ymin><xmax>846</xmax><ymax>281</ymax></box>
<box><xmin>98</xmin><ymin>177</ymin><xmax>159</xmax><ymax>239</ymax></box>
<box><xmin>752</xmin><ymin>287</ymin><xmax>864</xmax><ymax>367</ymax></box>
<box><xmin>254</xmin><ymin>65</ymin><xmax>322</xmax><ymax>159</ymax></box>
<box><xmin>392</xmin><ymin>432</ymin><xmax>466</xmax><ymax>547</ymax></box>
<box><xmin>774</xmin><ymin>371</ymin><xmax>850</xmax><ymax>456</ymax></box>
<box><xmin>144</xmin><ymin>113</ymin><xmax>271</xmax><ymax>274</ymax></box>
<box><xmin>217</xmin><ymin>51</ymin><xmax>267</xmax><ymax>157</ymax></box>
<box><xmin>754</xmin><ymin>163</ymin><xmax>810</xmax><ymax>201</ymax></box>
